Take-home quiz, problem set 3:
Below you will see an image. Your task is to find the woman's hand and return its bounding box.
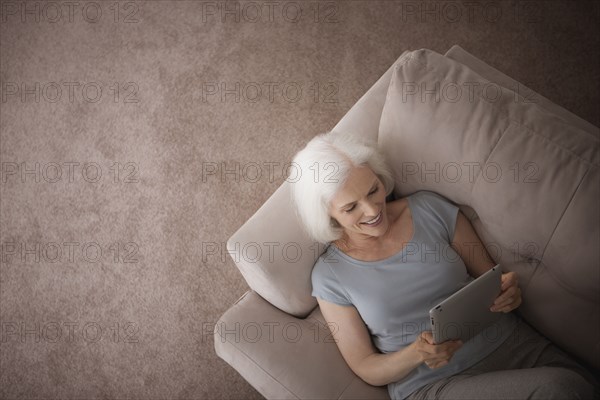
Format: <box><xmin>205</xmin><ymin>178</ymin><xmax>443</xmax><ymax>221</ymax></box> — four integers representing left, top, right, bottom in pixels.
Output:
<box><xmin>411</xmin><ymin>331</ymin><xmax>463</xmax><ymax>369</ymax></box>
<box><xmin>490</xmin><ymin>272</ymin><xmax>522</xmax><ymax>313</ymax></box>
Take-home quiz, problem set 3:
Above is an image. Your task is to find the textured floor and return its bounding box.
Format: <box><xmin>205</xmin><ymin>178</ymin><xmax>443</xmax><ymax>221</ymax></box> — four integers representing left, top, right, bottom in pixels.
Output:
<box><xmin>1</xmin><ymin>0</ymin><xmax>598</xmax><ymax>399</ymax></box>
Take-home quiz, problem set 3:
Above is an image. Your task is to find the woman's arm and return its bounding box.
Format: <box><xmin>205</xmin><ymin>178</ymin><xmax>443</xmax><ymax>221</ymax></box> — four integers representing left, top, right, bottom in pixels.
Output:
<box><xmin>450</xmin><ymin>210</ymin><xmax>496</xmax><ymax>278</ymax></box>
<box><xmin>317</xmin><ymin>298</ymin><xmax>460</xmax><ymax>387</ymax></box>
<box><xmin>359</xmin><ymin>344</ymin><xmax>424</xmax><ymax>386</ymax></box>
<box><xmin>317</xmin><ymin>298</ymin><xmax>424</xmax><ymax>387</ymax></box>
<box><xmin>450</xmin><ymin>210</ymin><xmax>522</xmax><ymax>313</ymax></box>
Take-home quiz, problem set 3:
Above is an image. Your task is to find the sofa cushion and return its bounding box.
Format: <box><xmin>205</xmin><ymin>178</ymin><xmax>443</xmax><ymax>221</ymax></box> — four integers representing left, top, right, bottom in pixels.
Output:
<box><xmin>214</xmin><ymin>290</ymin><xmax>389</xmax><ymax>400</ymax></box>
<box><xmin>377</xmin><ymin>48</ymin><xmax>599</xmax><ymax>369</ymax></box>
<box><xmin>445</xmin><ymin>45</ymin><xmax>599</xmax><ymax>139</ymax></box>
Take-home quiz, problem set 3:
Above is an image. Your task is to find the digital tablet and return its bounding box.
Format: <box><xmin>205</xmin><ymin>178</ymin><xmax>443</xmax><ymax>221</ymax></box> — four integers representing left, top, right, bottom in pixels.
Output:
<box><xmin>429</xmin><ymin>265</ymin><xmax>503</xmax><ymax>344</ymax></box>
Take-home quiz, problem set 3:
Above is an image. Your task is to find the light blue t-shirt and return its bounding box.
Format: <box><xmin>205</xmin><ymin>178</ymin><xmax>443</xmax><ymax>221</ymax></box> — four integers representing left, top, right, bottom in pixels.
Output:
<box><xmin>311</xmin><ymin>190</ymin><xmax>518</xmax><ymax>400</ymax></box>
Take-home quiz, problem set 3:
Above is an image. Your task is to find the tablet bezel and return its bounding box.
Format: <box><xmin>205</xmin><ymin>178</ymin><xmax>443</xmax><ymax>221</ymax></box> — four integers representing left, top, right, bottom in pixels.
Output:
<box><xmin>428</xmin><ymin>264</ymin><xmax>503</xmax><ymax>344</ymax></box>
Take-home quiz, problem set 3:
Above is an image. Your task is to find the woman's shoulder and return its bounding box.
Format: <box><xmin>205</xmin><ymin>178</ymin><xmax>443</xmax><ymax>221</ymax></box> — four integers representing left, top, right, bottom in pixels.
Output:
<box><xmin>312</xmin><ymin>250</ymin><xmax>345</xmax><ymax>284</ymax></box>
<box><xmin>401</xmin><ymin>190</ymin><xmax>456</xmax><ymax>213</ymax></box>
<box><xmin>388</xmin><ymin>190</ymin><xmax>451</xmax><ymax>223</ymax></box>
<box><xmin>410</xmin><ymin>190</ymin><xmax>453</xmax><ymax>203</ymax></box>
<box><xmin>387</xmin><ymin>190</ymin><xmax>433</xmax><ymax>206</ymax></box>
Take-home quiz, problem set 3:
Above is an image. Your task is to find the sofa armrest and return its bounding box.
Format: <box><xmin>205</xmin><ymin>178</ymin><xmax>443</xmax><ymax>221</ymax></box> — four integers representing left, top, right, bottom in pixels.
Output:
<box><xmin>214</xmin><ymin>290</ymin><xmax>389</xmax><ymax>400</ymax></box>
<box><xmin>226</xmin><ymin>50</ymin><xmax>416</xmax><ymax>318</ymax></box>
<box><xmin>226</xmin><ymin>182</ymin><xmax>326</xmax><ymax>317</ymax></box>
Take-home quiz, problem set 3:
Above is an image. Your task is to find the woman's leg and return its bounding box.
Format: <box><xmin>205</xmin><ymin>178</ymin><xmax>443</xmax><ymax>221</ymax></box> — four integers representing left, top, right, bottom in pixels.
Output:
<box><xmin>468</xmin><ymin>316</ymin><xmax>599</xmax><ymax>390</ymax></box>
<box><xmin>407</xmin><ymin>316</ymin><xmax>599</xmax><ymax>399</ymax></box>
<box><xmin>409</xmin><ymin>367</ymin><xmax>595</xmax><ymax>400</ymax></box>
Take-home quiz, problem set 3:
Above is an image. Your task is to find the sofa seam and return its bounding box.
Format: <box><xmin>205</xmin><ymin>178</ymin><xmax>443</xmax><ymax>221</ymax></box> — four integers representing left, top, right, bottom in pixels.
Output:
<box><xmin>526</xmin><ymin>258</ymin><xmax>598</xmax><ymax>302</ymax></box>
<box><xmin>337</xmin><ymin>377</ymin><xmax>364</xmax><ymax>400</ymax></box>
<box><xmin>472</xmin><ymin>120</ymin><xmax>510</xmax><ymax>190</ymax></box>
<box><xmin>506</xmin><ymin>118</ymin><xmax>597</xmax><ymax>167</ymax></box>
<box><xmin>233</xmin><ymin>289</ymin><xmax>252</xmax><ymax>305</ymax></box>
<box><xmin>516</xmin><ymin>258</ymin><xmax>540</xmax><ymax>294</ymax></box>
<box><xmin>536</xmin><ymin>166</ymin><xmax>598</xmax><ymax>301</ymax></box>
<box><xmin>539</xmin><ymin>166</ymin><xmax>589</xmax><ymax>262</ymax></box>
<box><xmin>397</xmin><ymin>50</ymin><xmax>415</xmax><ymax>67</ymax></box>
<box><xmin>539</xmin><ymin>166</ymin><xmax>588</xmax><ymax>260</ymax></box>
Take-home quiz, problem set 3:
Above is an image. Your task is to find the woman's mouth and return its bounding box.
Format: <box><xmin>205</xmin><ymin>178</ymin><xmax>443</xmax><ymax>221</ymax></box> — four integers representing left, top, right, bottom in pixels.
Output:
<box><xmin>361</xmin><ymin>211</ymin><xmax>382</xmax><ymax>227</ymax></box>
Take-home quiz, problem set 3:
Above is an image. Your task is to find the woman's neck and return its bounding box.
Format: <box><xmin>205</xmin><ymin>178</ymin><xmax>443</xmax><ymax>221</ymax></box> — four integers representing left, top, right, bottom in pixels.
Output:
<box><xmin>334</xmin><ymin>232</ymin><xmax>385</xmax><ymax>254</ymax></box>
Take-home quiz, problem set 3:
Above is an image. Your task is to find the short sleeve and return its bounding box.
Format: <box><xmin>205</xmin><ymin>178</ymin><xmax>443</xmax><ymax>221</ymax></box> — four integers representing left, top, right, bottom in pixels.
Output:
<box><xmin>311</xmin><ymin>258</ymin><xmax>353</xmax><ymax>306</ymax></box>
<box><xmin>414</xmin><ymin>190</ymin><xmax>459</xmax><ymax>243</ymax></box>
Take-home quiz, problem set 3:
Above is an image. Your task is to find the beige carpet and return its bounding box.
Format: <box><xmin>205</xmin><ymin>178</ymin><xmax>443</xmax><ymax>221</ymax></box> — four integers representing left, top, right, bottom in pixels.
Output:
<box><xmin>1</xmin><ymin>0</ymin><xmax>598</xmax><ymax>398</ymax></box>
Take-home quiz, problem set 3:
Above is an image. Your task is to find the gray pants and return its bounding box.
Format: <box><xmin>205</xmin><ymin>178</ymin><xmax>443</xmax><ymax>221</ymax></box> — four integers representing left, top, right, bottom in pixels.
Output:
<box><xmin>407</xmin><ymin>315</ymin><xmax>599</xmax><ymax>400</ymax></box>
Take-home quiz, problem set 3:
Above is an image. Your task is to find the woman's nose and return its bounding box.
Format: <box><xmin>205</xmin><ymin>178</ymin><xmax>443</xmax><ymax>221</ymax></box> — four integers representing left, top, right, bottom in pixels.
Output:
<box><xmin>361</xmin><ymin>201</ymin><xmax>379</xmax><ymax>216</ymax></box>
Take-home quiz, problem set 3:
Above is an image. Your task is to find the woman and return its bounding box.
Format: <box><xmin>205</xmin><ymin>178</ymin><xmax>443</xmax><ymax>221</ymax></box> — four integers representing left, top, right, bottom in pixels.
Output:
<box><xmin>290</xmin><ymin>131</ymin><xmax>598</xmax><ymax>400</ymax></box>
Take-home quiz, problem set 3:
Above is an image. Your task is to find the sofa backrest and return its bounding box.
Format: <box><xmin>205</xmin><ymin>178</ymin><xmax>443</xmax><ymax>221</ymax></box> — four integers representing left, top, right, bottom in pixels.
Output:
<box><xmin>378</xmin><ymin>48</ymin><xmax>599</xmax><ymax>370</ymax></box>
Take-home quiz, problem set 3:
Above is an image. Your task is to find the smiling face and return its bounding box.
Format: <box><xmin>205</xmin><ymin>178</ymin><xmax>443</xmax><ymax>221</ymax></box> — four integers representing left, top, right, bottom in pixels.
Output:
<box><xmin>328</xmin><ymin>165</ymin><xmax>390</xmax><ymax>246</ymax></box>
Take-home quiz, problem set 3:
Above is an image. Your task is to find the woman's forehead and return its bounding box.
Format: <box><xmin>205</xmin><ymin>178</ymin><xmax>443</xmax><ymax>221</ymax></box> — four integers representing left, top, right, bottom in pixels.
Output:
<box><xmin>331</xmin><ymin>167</ymin><xmax>378</xmax><ymax>205</ymax></box>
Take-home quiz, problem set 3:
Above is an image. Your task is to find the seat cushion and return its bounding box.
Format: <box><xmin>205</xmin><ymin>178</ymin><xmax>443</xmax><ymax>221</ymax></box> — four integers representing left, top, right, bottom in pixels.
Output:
<box><xmin>377</xmin><ymin>48</ymin><xmax>599</xmax><ymax>369</ymax></box>
<box><xmin>214</xmin><ymin>290</ymin><xmax>389</xmax><ymax>400</ymax></box>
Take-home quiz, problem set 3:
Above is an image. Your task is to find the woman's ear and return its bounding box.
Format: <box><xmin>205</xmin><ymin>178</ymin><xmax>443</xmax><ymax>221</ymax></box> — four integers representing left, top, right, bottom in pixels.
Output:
<box><xmin>376</xmin><ymin>173</ymin><xmax>395</xmax><ymax>200</ymax></box>
<box><xmin>385</xmin><ymin>190</ymin><xmax>396</xmax><ymax>202</ymax></box>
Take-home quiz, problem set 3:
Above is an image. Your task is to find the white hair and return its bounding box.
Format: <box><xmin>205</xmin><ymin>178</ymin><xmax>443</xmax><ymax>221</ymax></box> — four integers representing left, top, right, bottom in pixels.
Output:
<box><xmin>289</xmin><ymin>130</ymin><xmax>395</xmax><ymax>244</ymax></box>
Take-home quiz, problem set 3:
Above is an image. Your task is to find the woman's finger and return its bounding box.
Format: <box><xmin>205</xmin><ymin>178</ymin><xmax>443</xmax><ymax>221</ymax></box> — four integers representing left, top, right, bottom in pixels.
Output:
<box><xmin>491</xmin><ymin>296</ymin><xmax>521</xmax><ymax>311</ymax></box>
<box><xmin>501</xmin><ymin>272</ymin><xmax>518</xmax><ymax>291</ymax></box>
<box><xmin>494</xmin><ymin>286</ymin><xmax>518</xmax><ymax>305</ymax></box>
<box><xmin>495</xmin><ymin>294</ymin><xmax>523</xmax><ymax>312</ymax></box>
<box><xmin>493</xmin><ymin>294</ymin><xmax>520</xmax><ymax>310</ymax></box>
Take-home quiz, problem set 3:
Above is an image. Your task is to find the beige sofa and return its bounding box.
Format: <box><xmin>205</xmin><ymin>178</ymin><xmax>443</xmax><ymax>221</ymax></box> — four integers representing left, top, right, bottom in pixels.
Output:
<box><xmin>215</xmin><ymin>45</ymin><xmax>599</xmax><ymax>399</ymax></box>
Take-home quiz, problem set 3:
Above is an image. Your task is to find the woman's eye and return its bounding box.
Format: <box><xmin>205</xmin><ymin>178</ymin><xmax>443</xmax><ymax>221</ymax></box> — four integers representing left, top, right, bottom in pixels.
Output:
<box><xmin>344</xmin><ymin>187</ymin><xmax>378</xmax><ymax>213</ymax></box>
